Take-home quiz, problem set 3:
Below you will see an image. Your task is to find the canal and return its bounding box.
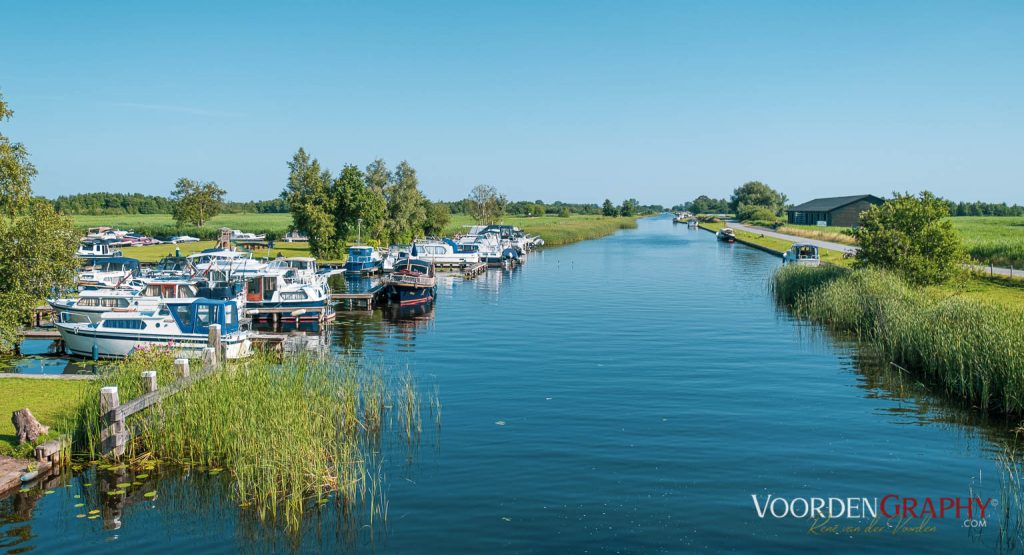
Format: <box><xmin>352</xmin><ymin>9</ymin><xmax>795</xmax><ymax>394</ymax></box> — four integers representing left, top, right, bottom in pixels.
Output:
<box><xmin>2</xmin><ymin>214</ymin><xmax>1021</xmax><ymax>553</ymax></box>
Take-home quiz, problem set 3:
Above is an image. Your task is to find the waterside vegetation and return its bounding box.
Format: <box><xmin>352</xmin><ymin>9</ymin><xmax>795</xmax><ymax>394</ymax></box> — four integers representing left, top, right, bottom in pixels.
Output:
<box><xmin>773</xmin><ymin>266</ymin><xmax>1024</xmax><ymax>415</ymax></box>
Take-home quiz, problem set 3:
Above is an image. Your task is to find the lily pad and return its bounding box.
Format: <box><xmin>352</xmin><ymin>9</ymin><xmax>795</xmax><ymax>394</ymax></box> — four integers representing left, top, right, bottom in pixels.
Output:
<box><xmin>44</xmin><ymin>490</ymin><xmax>55</xmax><ymax>495</ymax></box>
<box><xmin>76</xmin><ymin>514</ymin><xmax>86</xmax><ymax>518</ymax></box>
<box><xmin>135</xmin><ymin>474</ymin><xmax>149</xmax><ymax>479</ymax></box>
<box><xmin>88</xmin><ymin>509</ymin><xmax>100</xmax><ymax>515</ymax></box>
<box><xmin>88</xmin><ymin>515</ymin><xmax>100</xmax><ymax>520</ymax></box>
<box><xmin>83</xmin><ymin>483</ymin><xmax>93</xmax><ymax>487</ymax></box>
<box><xmin>116</xmin><ymin>482</ymin><xmax>132</xmax><ymax>488</ymax></box>
<box><xmin>18</xmin><ymin>488</ymin><xmax>31</xmax><ymax>493</ymax></box>
<box><xmin>143</xmin><ymin>491</ymin><xmax>157</xmax><ymax>499</ymax></box>
<box><xmin>74</xmin><ymin>494</ymin><xmax>81</xmax><ymax>499</ymax></box>
<box><xmin>74</xmin><ymin>503</ymin><xmax>85</xmax><ymax>508</ymax></box>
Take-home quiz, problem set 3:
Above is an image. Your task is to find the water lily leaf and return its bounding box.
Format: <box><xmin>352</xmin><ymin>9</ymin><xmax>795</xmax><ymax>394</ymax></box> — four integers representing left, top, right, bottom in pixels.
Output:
<box><xmin>88</xmin><ymin>515</ymin><xmax>100</xmax><ymax>520</ymax></box>
<box><xmin>135</xmin><ymin>473</ymin><xmax>149</xmax><ymax>479</ymax></box>
<box><xmin>88</xmin><ymin>509</ymin><xmax>100</xmax><ymax>515</ymax></box>
<box><xmin>76</xmin><ymin>514</ymin><xmax>86</xmax><ymax>518</ymax></box>
<box><xmin>74</xmin><ymin>503</ymin><xmax>85</xmax><ymax>507</ymax></box>
<box><xmin>74</xmin><ymin>494</ymin><xmax>81</xmax><ymax>499</ymax></box>
<box><xmin>143</xmin><ymin>491</ymin><xmax>157</xmax><ymax>498</ymax></box>
<box><xmin>132</xmin><ymin>481</ymin><xmax>143</xmax><ymax>486</ymax></box>
<box><xmin>18</xmin><ymin>488</ymin><xmax>31</xmax><ymax>493</ymax></box>
<box><xmin>44</xmin><ymin>490</ymin><xmax>55</xmax><ymax>495</ymax></box>
<box><xmin>83</xmin><ymin>483</ymin><xmax>93</xmax><ymax>487</ymax></box>
<box><xmin>116</xmin><ymin>482</ymin><xmax>132</xmax><ymax>488</ymax></box>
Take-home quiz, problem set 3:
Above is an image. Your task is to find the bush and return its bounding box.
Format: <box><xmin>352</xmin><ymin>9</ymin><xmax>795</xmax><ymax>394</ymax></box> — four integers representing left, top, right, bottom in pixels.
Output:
<box><xmin>737</xmin><ymin>203</ymin><xmax>780</xmax><ymax>223</ymax></box>
<box><xmin>854</xmin><ymin>192</ymin><xmax>966</xmax><ymax>285</ymax></box>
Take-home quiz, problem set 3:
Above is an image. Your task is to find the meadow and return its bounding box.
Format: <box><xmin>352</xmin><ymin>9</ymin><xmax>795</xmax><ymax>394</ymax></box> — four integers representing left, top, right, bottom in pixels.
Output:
<box><xmin>950</xmin><ymin>216</ymin><xmax>1024</xmax><ymax>268</ymax></box>
<box><xmin>0</xmin><ymin>377</ymin><xmax>87</xmax><ymax>457</ymax></box>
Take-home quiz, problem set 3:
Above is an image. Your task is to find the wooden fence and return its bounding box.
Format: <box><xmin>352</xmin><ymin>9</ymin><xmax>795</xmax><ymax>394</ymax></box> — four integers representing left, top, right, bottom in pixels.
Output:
<box><xmin>98</xmin><ymin>325</ymin><xmax>224</xmax><ymax>458</ymax></box>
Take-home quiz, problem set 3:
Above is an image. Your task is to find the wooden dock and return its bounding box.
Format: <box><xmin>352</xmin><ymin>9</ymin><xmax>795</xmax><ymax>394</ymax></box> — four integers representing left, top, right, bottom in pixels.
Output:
<box><xmin>331</xmin><ymin>283</ymin><xmax>387</xmax><ymax>311</ymax></box>
<box><xmin>17</xmin><ymin>329</ymin><xmax>61</xmax><ymax>340</ymax></box>
<box><xmin>462</xmin><ymin>262</ymin><xmax>487</xmax><ymax>279</ymax></box>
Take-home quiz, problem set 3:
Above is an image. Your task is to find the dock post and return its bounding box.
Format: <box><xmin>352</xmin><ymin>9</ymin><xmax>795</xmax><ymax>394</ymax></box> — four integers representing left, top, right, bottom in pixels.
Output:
<box><xmin>202</xmin><ymin>347</ymin><xmax>217</xmax><ymax>369</ymax></box>
<box><xmin>174</xmin><ymin>358</ymin><xmax>190</xmax><ymax>378</ymax></box>
<box><xmin>141</xmin><ymin>371</ymin><xmax>157</xmax><ymax>394</ymax></box>
<box><xmin>99</xmin><ymin>386</ymin><xmax>125</xmax><ymax>458</ymax></box>
<box><xmin>208</xmin><ymin>323</ymin><xmax>222</xmax><ymax>363</ymax></box>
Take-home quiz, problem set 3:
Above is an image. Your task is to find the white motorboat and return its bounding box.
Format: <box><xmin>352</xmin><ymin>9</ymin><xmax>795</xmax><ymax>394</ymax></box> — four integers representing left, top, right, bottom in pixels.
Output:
<box><xmin>783</xmin><ymin>243</ymin><xmax>822</xmax><ymax>267</ymax></box>
<box><xmin>55</xmin><ymin>298</ymin><xmax>252</xmax><ymax>360</ymax></box>
<box><xmin>77</xmin><ymin>257</ymin><xmax>142</xmax><ymax>290</ymax></box>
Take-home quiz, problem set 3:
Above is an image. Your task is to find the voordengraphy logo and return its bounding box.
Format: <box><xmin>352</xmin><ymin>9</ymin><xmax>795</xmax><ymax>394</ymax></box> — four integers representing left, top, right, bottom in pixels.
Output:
<box><xmin>751</xmin><ymin>494</ymin><xmax>993</xmax><ymax>531</ymax></box>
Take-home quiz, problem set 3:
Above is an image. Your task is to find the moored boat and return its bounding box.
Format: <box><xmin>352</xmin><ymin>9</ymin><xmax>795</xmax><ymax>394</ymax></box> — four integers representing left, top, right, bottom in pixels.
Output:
<box><xmin>55</xmin><ymin>298</ymin><xmax>252</xmax><ymax>360</ymax></box>
<box><xmin>716</xmin><ymin>227</ymin><xmax>737</xmax><ymax>243</ymax></box>
<box><xmin>384</xmin><ymin>258</ymin><xmax>437</xmax><ymax>306</ymax></box>
<box><xmin>343</xmin><ymin>245</ymin><xmax>384</xmax><ymax>275</ymax></box>
<box><xmin>77</xmin><ymin>257</ymin><xmax>142</xmax><ymax>290</ymax></box>
<box><xmin>783</xmin><ymin>243</ymin><xmax>821</xmax><ymax>266</ymax></box>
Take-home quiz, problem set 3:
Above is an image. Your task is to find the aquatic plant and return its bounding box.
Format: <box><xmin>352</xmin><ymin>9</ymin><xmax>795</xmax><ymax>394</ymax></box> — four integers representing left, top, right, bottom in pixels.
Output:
<box><xmin>71</xmin><ymin>351</ymin><xmax>430</xmax><ymax>531</ymax></box>
<box><xmin>773</xmin><ymin>265</ymin><xmax>1024</xmax><ymax>414</ymax></box>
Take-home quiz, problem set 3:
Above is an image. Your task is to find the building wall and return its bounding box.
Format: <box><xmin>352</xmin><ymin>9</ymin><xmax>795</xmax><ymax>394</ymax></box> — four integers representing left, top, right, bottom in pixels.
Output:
<box><xmin>828</xmin><ymin>199</ymin><xmax>881</xmax><ymax>227</ymax></box>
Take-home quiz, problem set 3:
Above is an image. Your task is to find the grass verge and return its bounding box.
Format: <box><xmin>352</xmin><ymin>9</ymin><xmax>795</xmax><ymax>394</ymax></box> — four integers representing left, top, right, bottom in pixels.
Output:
<box><xmin>0</xmin><ymin>378</ymin><xmax>88</xmax><ymax>457</ymax></box>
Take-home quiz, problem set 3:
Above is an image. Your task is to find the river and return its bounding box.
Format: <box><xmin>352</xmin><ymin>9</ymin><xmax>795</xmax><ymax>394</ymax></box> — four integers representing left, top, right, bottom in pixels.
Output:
<box><xmin>2</xmin><ymin>214</ymin><xmax>1022</xmax><ymax>553</ymax></box>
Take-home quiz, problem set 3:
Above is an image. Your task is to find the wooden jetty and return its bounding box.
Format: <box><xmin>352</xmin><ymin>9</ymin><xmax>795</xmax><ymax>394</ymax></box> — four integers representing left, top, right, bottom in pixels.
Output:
<box><xmin>331</xmin><ymin>283</ymin><xmax>387</xmax><ymax>311</ymax></box>
<box><xmin>461</xmin><ymin>261</ymin><xmax>487</xmax><ymax>279</ymax></box>
<box><xmin>17</xmin><ymin>329</ymin><xmax>61</xmax><ymax>340</ymax></box>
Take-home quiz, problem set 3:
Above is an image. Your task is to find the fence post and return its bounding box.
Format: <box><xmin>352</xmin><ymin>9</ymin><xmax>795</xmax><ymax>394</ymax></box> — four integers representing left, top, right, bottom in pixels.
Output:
<box><xmin>203</xmin><ymin>347</ymin><xmax>217</xmax><ymax>369</ymax></box>
<box><xmin>174</xmin><ymin>358</ymin><xmax>190</xmax><ymax>379</ymax></box>
<box><xmin>99</xmin><ymin>386</ymin><xmax>125</xmax><ymax>458</ymax></box>
<box><xmin>141</xmin><ymin>371</ymin><xmax>157</xmax><ymax>394</ymax></box>
<box><xmin>990</xmin><ymin>261</ymin><xmax>994</xmax><ymax>276</ymax></box>
<box><xmin>208</xmin><ymin>324</ymin><xmax>222</xmax><ymax>364</ymax></box>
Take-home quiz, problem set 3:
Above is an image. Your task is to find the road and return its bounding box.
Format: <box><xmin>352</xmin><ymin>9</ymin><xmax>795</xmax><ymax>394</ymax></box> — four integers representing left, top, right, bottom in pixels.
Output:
<box><xmin>728</xmin><ymin>222</ymin><xmax>1022</xmax><ymax>280</ymax></box>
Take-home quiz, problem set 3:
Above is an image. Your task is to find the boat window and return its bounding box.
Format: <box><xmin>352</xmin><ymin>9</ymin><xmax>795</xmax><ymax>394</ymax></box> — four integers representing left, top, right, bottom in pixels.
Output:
<box><xmin>78</xmin><ymin>297</ymin><xmax>99</xmax><ymax>307</ymax></box>
<box><xmin>224</xmin><ymin>306</ymin><xmax>235</xmax><ymax>325</ymax></box>
<box><xmin>175</xmin><ymin>305</ymin><xmax>192</xmax><ymax>327</ymax></box>
<box><xmin>103</xmin><ymin>319</ymin><xmax>145</xmax><ymax>330</ymax></box>
<box><xmin>196</xmin><ymin>304</ymin><xmax>212</xmax><ymax>326</ymax></box>
<box><xmin>280</xmin><ymin>291</ymin><xmax>308</xmax><ymax>301</ymax></box>
<box><xmin>101</xmin><ymin>298</ymin><xmax>121</xmax><ymax>308</ymax></box>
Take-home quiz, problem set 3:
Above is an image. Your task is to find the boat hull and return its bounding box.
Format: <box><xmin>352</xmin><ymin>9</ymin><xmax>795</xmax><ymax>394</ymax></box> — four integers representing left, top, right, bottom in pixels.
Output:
<box><xmin>390</xmin><ymin>284</ymin><xmax>436</xmax><ymax>306</ymax></box>
<box><xmin>56</xmin><ymin>324</ymin><xmax>252</xmax><ymax>360</ymax></box>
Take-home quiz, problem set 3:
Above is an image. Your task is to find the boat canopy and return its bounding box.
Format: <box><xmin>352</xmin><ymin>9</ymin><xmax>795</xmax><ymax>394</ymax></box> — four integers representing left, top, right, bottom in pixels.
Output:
<box><xmin>790</xmin><ymin>244</ymin><xmax>819</xmax><ymax>258</ymax></box>
<box><xmin>154</xmin><ymin>256</ymin><xmax>189</xmax><ymax>272</ymax></box>
<box><xmin>396</xmin><ymin>259</ymin><xmax>434</xmax><ymax>276</ymax></box>
<box><xmin>169</xmin><ymin>298</ymin><xmax>240</xmax><ymax>335</ymax></box>
<box><xmin>85</xmin><ymin>257</ymin><xmax>141</xmax><ymax>275</ymax></box>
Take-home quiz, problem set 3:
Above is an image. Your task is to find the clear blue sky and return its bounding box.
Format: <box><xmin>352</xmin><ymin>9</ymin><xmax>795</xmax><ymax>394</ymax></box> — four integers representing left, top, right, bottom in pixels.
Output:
<box><xmin>2</xmin><ymin>1</ymin><xmax>1021</xmax><ymax>205</ymax></box>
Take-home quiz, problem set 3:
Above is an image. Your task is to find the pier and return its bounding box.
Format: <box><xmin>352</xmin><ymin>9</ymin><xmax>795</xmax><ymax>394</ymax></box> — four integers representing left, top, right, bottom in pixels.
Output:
<box><xmin>331</xmin><ymin>283</ymin><xmax>388</xmax><ymax>311</ymax></box>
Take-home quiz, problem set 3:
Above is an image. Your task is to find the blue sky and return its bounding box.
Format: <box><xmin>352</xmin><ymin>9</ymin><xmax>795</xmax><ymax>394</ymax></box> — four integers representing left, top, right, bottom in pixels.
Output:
<box><xmin>2</xmin><ymin>1</ymin><xmax>1021</xmax><ymax>204</ymax></box>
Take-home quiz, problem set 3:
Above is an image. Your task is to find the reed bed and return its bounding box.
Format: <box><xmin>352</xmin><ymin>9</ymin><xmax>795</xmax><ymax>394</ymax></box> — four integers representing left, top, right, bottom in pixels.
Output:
<box><xmin>772</xmin><ymin>265</ymin><xmax>1024</xmax><ymax>414</ymax></box>
<box><xmin>71</xmin><ymin>350</ymin><xmax>431</xmax><ymax>531</ymax></box>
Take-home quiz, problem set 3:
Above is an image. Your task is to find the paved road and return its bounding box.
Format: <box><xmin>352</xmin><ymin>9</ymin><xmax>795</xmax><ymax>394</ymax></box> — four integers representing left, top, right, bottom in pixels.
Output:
<box><xmin>728</xmin><ymin>222</ymin><xmax>1022</xmax><ymax>280</ymax></box>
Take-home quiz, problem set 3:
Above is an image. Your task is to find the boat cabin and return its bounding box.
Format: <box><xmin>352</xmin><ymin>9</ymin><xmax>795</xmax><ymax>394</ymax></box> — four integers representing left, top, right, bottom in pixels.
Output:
<box><xmin>77</xmin><ymin>239</ymin><xmax>122</xmax><ymax>258</ymax></box>
<box><xmin>81</xmin><ymin>257</ymin><xmax>142</xmax><ymax>276</ymax></box>
<box><xmin>169</xmin><ymin>299</ymin><xmax>241</xmax><ymax>335</ymax></box>
<box><xmin>783</xmin><ymin>244</ymin><xmax>821</xmax><ymax>266</ymax></box>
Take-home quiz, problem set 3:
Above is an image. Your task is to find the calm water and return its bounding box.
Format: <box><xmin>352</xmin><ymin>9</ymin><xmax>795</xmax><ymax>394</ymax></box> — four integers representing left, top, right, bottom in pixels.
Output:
<box><xmin>3</xmin><ymin>215</ymin><xmax>1023</xmax><ymax>553</ymax></box>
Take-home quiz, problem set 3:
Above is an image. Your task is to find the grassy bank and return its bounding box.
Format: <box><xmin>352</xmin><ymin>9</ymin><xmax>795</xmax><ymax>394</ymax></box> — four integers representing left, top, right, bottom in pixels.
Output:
<box><xmin>70</xmin><ymin>352</ymin><xmax>429</xmax><ymax>530</ymax></box>
<box><xmin>72</xmin><ymin>213</ymin><xmax>294</xmax><ymax>241</ymax></box>
<box><xmin>773</xmin><ymin>265</ymin><xmax>1024</xmax><ymax>415</ymax></box>
<box><xmin>698</xmin><ymin>221</ymin><xmax>853</xmax><ymax>267</ymax></box>
<box><xmin>443</xmin><ymin>214</ymin><xmax>638</xmax><ymax>246</ymax></box>
<box><xmin>0</xmin><ymin>378</ymin><xmax>87</xmax><ymax>457</ymax></box>
<box><xmin>776</xmin><ymin>224</ymin><xmax>857</xmax><ymax>245</ymax></box>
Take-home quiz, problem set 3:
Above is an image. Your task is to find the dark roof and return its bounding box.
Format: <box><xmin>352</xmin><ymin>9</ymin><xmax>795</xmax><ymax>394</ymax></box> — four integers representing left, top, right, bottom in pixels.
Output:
<box><xmin>787</xmin><ymin>195</ymin><xmax>883</xmax><ymax>212</ymax></box>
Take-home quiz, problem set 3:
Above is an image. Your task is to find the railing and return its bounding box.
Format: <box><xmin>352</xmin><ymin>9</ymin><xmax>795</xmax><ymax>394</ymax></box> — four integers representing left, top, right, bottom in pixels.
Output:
<box><xmin>98</xmin><ymin>325</ymin><xmax>224</xmax><ymax>458</ymax></box>
<box><xmin>386</xmin><ymin>274</ymin><xmax>435</xmax><ymax>287</ymax></box>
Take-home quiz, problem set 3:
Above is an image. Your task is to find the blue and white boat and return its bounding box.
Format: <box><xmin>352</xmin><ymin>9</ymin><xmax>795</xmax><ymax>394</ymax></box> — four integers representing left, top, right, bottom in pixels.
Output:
<box><xmin>244</xmin><ymin>258</ymin><xmax>335</xmax><ymax>322</ymax></box>
<box><xmin>343</xmin><ymin>245</ymin><xmax>383</xmax><ymax>275</ymax></box>
<box><xmin>55</xmin><ymin>298</ymin><xmax>252</xmax><ymax>360</ymax></box>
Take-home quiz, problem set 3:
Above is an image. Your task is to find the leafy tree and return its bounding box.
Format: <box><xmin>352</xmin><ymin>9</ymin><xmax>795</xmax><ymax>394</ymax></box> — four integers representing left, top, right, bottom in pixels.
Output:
<box><xmin>466</xmin><ymin>184</ymin><xmax>508</xmax><ymax>224</ymax></box>
<box><xmin>363</xmin><ymin>159</ymin><xmax>392</xmax><ymax>241</ymax></box>
<box><xmin>602</xmin><ymin>199</ymin><xmax>618</xmax><ymax>216</ymax></box>
<box><xmin>728</xmin><ymin>181</ymin><xmax>787</xmax><ymax>216</ymax></box>
<box><xmin>335</xmin><ymin>164</ymin><xmax>386</xmax><ymax>244</ymax></box>
<box><xmin>685</xmin><ymin>195</ymin><xmax>729</xmax><ymax>215</ymax></box>
<box><xmin>0</xmin><ymin>92</ymin><xmax>78</xmax><ymax>351</ymax></box>
<box><xmin>384</xmin><ymin>161</ymin><xmax>427</xmax><ymax>243</ymax></box>
<box><xmin>558</xmin><ymin>207</ymin><xmax>571</xmax><ymax>218</ymax></box>
<box><xmin>854</xmin><ymin>191</ymin><xmax>965</xmax><ymax>285</ymax></box>
<box><xmin>619</xmin><ymin>198</ymin><xmax>640</xmax><ymax>217</ymax></box>
<box><xmin>423</xmin><ymin>201</ymin><xmax>451</xmax><ymax>236</ymax></box>
<box><xmin>171</xmin><ymin>178</ymin><xmax>226</xmax><ymax>227</ymax></box>
<box><xmin>284</xmin><ymin>148</ymin><xmax>340</xmax><ymax>257</ymax></box>
<box><xmin>736</xmin><ymin>204</ymin><xmax>780</xmax><ymax>223</ymax></box>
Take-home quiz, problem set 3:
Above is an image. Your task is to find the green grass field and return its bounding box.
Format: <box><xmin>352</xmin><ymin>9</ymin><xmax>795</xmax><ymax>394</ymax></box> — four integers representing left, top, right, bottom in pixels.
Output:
<box><xmin>950</xmin><ymin>216</ymin><xmax>1024</xmax><ymax>268</ymax></box>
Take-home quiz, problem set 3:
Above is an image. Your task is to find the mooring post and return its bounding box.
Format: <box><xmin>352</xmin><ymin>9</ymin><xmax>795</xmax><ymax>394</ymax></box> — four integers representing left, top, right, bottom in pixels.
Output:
<box><xmin>208</xmin><ymin>323</ymin><xmax>222</xmax><ymax>363</ymax></box>
<box><xmin>203</xmin><ymin>347</ymin><xmax>217</xmax><ymax>369</ymax></box>
<box><xmin>141</xmin><ymin>370</ymin><xmax>157</xmax><ymax>394</ymax></box>
<box><xmin>99</xmin><ymin>386</ymin><xmax>125</xmax><ymax>458</ymax></box>
<box><xmin>174</xmin><ymin>358</ymin><xmax>190</xmax><ymax>378</ymax></box>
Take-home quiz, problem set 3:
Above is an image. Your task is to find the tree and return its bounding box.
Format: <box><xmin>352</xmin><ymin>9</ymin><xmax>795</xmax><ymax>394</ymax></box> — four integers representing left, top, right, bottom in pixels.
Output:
<box><xmin>363</xmin><ymin>159</ymin><xmax>392</xmax><ymax>242</ymax></box>
<box><xmin>619</xmin><ymin>198</ymin><xmax>639</xmax><ymax>217</ymax></box>
<box><xmin>335</xmin><ymin>164</ymin><xmax>386</xmax><ymax>244</ymax></box>
<box><xmin>558</xmin><ymin>207</ymin><xmax>571</xmax><ymax>218</ymax></box>
<box><xmin>685</xmin><ymin>195</ymin><xmax>729</xmax><ymax>215</ymax></box>
<box><xmin>171</xmin><ymin>178</ymin><xmax>226</xmax><ymax>227</ymax></box>
<box><xmin>423</xmin><ymin>201</ymin><xmax>451</xmax><ymax>236</ymax></box>
<box><xmin>854</xmin><ymin>191</ymin><xmax>965</xmax><ymax>285</ymax></box>
<box><xmin>728</xmin><ymin>181</ymin><xmax>787</xmax><ymax>217</ymax></box>
<box><xmin>602</xmin><ymin>199</ymin><xmax>618</xmax><ymax>217</ymax></box>
<box><xmin>0</xmin><ymin>91</ymin><xmax>78</xmax><ymax>351</ymax></box>
<box><xmin>384</xmin><ymin>161</ymin><xmax>427</xmax><ymax>243</ymax></box>
<box><xmin>466</xmin><ymin>184</ymin><xmax>508</xmax><ymax>224</ymax></box>
<box><xmin>284</xmin><ymin>148</ymin><xmax>340</xmax><ymax>257</ymax></box>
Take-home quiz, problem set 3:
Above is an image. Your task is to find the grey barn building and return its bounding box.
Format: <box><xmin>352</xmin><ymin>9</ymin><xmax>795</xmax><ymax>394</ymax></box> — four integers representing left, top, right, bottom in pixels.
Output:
<box><xmin>786</xmin><ymin>195</ymin><xmax>884</xmax><ymax>227</ymax></box>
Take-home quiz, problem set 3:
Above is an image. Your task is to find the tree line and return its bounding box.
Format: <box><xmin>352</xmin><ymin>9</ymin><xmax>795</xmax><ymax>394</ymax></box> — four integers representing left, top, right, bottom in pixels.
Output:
<box><xmin>51</xmin><ymin>192</ymin><xmax>288</xmax><ymax>215</ymax></box>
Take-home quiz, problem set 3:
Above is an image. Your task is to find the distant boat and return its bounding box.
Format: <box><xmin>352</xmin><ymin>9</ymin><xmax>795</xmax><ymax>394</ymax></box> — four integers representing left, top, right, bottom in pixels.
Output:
<box><xmin>716</xmin><ymin>228</ymin><xmax>737</xmax><ymax>243</ymax></box>
<box><xmin>687</xmin><ymin>219</ymin><xmax>698</xmax><ymax>228</ymax></box>
<box><xmin>76</xmin><ymin>239</ymin><xmax>123</xmax><ymax>259</ymax></box>
<box><xmin>385</xmin><ymin>256</ymin><xmax>437</xmax><ymax>306</ymax></box>
<box><xmin>343</xmin><ymin>245</ymin><xmax>384</xmax><ymax>275</ymax></box>
<box><xmin>55</xmin><ymin>298</ymin><xmax>252</xmax><ymax>360</ymax></box>
<box><xmin>77</xmin><ymin>257</ymin><xmax>141</xmax><ymax>290</ymax></box>
<box><xmin>783</xmin><ymin>243</ymin><xmax>821</xmax><ymax>267</ymax></box>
